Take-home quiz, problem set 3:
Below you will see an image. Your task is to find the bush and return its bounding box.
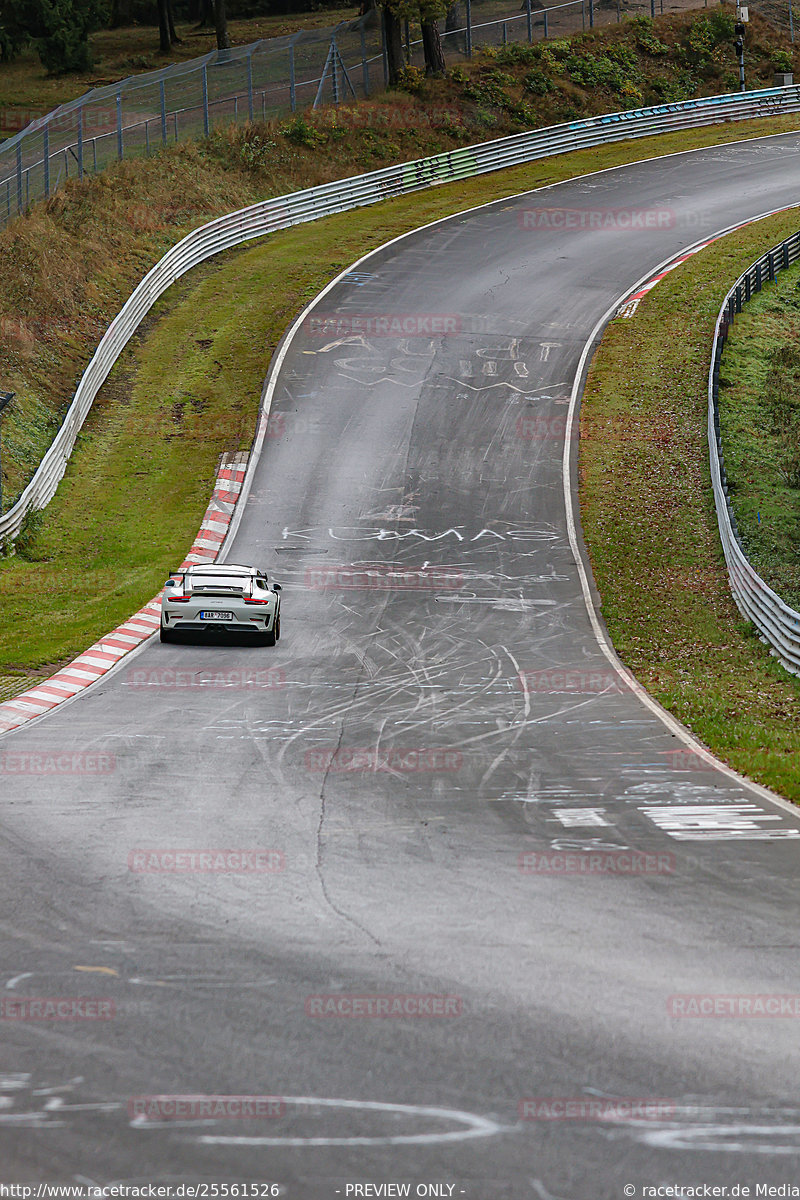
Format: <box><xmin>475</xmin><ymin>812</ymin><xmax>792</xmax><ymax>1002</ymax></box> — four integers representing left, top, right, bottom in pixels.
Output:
<box><xmin>495</xmin><ymin>42</ymin><xmax>540</xmax><ymax>66</ymax></box>
<box><xmin>523</xmin><ymin>68</ymin><xmax>552</xmax><ymax>95</ymax></box>
<box><xmin>280</xmin><ymin>115</ymin><xmax>324</xmax><ymax>147</ymax></box>
<box><xmin>562</xmin><ymin>50</ymin><xmax>640</xmax><ymax>93</ymax></box>
<box><xmin>395</xmin><ymin>64</ymin><xmax>425</xmax><ymax>93</ymax></box>
<box><xmin>773</xmin><ymin>49</ymin><xmax>793</xmax><ymax>73</ymax></box>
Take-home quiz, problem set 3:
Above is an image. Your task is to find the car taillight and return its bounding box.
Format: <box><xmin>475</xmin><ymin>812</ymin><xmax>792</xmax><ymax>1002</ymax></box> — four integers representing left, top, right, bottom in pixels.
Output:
<box><xmin>168</xmin><ymin>595</ymin><xmax>191</xmax><ymax>602</ymax></box>
<box><xmin>244</xmin><ymin>597</ymin><xmax>269</xmax><ymax>604</ymax></box>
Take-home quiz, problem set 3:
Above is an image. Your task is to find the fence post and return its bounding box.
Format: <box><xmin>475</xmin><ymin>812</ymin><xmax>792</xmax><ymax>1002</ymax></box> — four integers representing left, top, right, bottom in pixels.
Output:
<box><xmin>92</xmin><ymin>138</ymin><xmax>97</xmax><ymax>172</ymax></box>
<box><xmin>116</xmin><ymin>92</ymin><xmax>123</xmax><ymax>160</ymax></box>
<box><xmin>466</xmin><ymin>0</ymin><xmax>472</xmax><ymax>55</ymax></box>
<box><xmin>361</xmin><ymin>26</ymin><xmax>370</xmax><ymax>95</ymax></box>
<box><xmin>332</xmin><ymin>37</ymin><xmax>340</xmax><ymax>103</ymax></box>
<box><xmin>582</xmin><ymin>0</ymin><xmax>585</xmax><ymax>29</ymax></box>
<box><xmin>160</xmin><ymin>79</ymin><xmax>168</xmax><ymax>145</ymax></box>
<box><xmin>202</xmin><ymin>64</ymin><xmax>210</xmax><ymax>137</ymax></box>
<box><xmin>290</xmin><ymin>44</ymin><xmax>297</xmax><ymax>112</ymax></box>
<box><xmin>404</xmin><ymin>19</ymin><xmax>410</xmax><ymax>63</ymax></box>
<box><xmin>247</xmin><ymin>50</ymin><xmax>254</xmax><ymax>120</ymax></box>
<box><xmin>589</xmin><ymin>0</ymin><xmax>594</xmax><ymax>25</ymax></box>
<box><xmin>43</xmin><ymin>120</ymin><xmax>50</xmax><ymax>197</ymax></box>
<box><xmin>77</xmin><ymin>104</ymin><xmax>84</xmax><ymax>179</ymax></box>
<box><xmin>526</xmin><ymin>0</ymin><xmax>532</xmax><ymax>41</ymax></box>
<box><xmin>790</xmin><ymin>0</ymin><xmax>795</xmax><ymax>42</ymax></box>
<box><xmin>617</xmin><ymin>0</ymin><xmax>620</xmax><ymax>20</ymax></box>
<box><xmin>544</xmin><ymin>7</ymin><xmax>548</xmax><ymax>36</ymax></box>
<box><xmin>15</xmin><ymin>141</ymin><xmax>22</xmax><ymax>213</ymax></box>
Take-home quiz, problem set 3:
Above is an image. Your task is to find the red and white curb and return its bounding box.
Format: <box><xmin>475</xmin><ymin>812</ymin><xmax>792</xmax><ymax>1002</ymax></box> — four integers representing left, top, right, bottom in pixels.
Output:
<box><xmin>0</xmin><ymin>453</ymin><xmax>249</xmax><ymax>736</ymax></box>
<box><xmin>616</xmin><ymin>237</ymin><xmax>719</xmax><ymax>318</ymax></box>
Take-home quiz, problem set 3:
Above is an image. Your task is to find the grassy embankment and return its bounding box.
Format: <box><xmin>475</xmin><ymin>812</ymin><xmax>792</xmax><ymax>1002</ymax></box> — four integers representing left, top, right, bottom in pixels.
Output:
<box><xmin>716</xmin><ymin>265</ymin><xmax>800</xmax><ymax>612</ymax></box>
<box><xmin>581</xmin><ymin>210</ymin><xmax>800</xmax><ymax>803</ymax></box>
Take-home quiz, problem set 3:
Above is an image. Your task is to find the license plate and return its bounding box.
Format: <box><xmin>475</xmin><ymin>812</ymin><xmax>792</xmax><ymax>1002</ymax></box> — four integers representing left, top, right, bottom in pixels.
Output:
<box><xmin>200</xmin><ymin>610</ymin><xmax>234</xmax><ymax>621</ymax></box>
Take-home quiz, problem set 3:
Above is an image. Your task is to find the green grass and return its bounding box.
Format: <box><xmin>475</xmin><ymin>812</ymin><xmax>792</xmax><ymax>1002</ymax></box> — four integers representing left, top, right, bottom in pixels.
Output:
<box><xmin>580</xmin><ymin>209</ymin><xmax>800</xmax><ymax>802</ymax></box>
<box><xmin>717</xmin><ymin>266</ymin><xmax>800</xmax><ymax>611</ymax></box>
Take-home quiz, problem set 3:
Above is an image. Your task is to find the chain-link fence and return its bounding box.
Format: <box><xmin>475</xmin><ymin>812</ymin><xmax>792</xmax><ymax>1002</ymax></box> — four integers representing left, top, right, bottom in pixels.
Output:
<box><xmin>0</xmin><ymin>0</ymin><xmax>719</xmax><ymax>232</ymax></box>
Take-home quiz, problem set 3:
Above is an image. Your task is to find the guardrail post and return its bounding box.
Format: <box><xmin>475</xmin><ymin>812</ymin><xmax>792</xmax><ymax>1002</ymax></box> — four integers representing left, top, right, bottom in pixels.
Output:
<box><xmin>15</xmin><ymin>142</ymin><xmax>22</xmax><ymax>213</ymax></box>
<box><xmin>290</xmin><ymin>45</ymin><xmax>297</xmax><ymax>112</ymax></box>
<box><xmin>77</xmin><ymin>104</ymin><xmax>84</xmax><ymax>179</ymax></box>
<box><xmin>744</xmin><ymin>273</ymin><xmax>750</xmax><ymax>302</ymax></box>
<box><xmin>755</xmin><ymin>262</ymin><xmax>762</xmax><ymax>291</ymax></box>
<box><xmin>116</xmin><ymin>92</ymin><xmax>123</xmax><ymax>160</ymax></box>
<box><xmin>526</xmin><ymin>0</ymin><xmax>532</xmax><ymax>41</ymax></box>
<box><xmin>783</xmin><ymin>240</ymin><xmax>790</xmax><ymax>269</ymax></box>
<box><xmin>360</xmin><ymin>27</ymin><xmax>370</xmax><ymax>95</ymax></box>
<box><xmin>735</xmin><ymin>284</ymin><xmax>742</xmax><ymax>313</ymax></box>
<box><xmin>247</xmin><ymin>50</ymin><xmax>254</xmax><ymax>121</ymax></box>
<box><xmin>160</xmin><ymin>79</ymin><xmax>168</xmax><ymax>145</ymax></box>
<box><xmin>466</xmin><ymin>0</ymin><xmax>472</xmax><ymax>55</ymax></box>
<box><xmin>43</xmin><ymin>120</ymin><xmax>50</xmax><ymax>197</ymax></box>
<box><xmin>202</xmin><ymin>65</ymin><xmax>210</xmax><ymax>137</ymax></box>
<box><xmin>768</xmin><ymin>250</ymin><xmax>775</xmax><ymax>280</ymax></box>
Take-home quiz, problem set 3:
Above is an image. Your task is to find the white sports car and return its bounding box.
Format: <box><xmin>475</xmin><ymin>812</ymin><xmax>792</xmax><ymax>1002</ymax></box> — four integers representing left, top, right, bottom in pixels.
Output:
<box><xmin>160</xmin><ymin>563</ymin><xmax>282</xmax><ymax>646</ymax></box>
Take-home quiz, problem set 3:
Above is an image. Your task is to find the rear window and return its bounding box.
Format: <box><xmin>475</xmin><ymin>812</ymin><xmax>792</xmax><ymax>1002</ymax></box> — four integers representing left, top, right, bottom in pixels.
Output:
<box><xmin>190</xmin><ymin>575</ymin><xmax>248</xmax><ymax>591</ymax></box>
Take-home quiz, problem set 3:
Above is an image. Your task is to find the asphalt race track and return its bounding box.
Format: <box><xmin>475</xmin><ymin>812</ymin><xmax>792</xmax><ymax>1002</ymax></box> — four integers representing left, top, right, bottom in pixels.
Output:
<box><xmin>4</xmin><ymin>132</ymin><xmax>800</xmax><ymax>1197</ymax></box>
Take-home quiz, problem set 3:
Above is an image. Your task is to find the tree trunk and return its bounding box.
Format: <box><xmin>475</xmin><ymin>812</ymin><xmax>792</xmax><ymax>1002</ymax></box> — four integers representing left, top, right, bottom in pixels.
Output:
<box><xmin>157</xmin><ymin>0</ymin><xmax>171</xmax><ymax>53</ymax></box>
<box><xmin>167</xmin><ymin>0</ymin><xmax>182</xmax><ymax>44</ymax></box>
<box><xmin>214</xmin><ymin>0</ymin><xmax>231</xmax><ymax>49</ymax></box>
<box><xmin>382</xmin><ymin>5</ymin><xmax>403</xmax><ymax>85</ymax></box>
<box><xmin>444</xmin><ymin>2</ymin><xmax>464</xmax><ymax>52</ymax></box>
<box><xmin>421</xmin><ymin>18</ymin><xmax>445</xmax><ymax>74</ymax></box>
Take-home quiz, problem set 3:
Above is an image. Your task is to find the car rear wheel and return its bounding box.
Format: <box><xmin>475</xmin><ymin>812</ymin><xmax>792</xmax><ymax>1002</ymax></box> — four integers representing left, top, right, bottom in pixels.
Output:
<box><xmin>160</xmin><ymin>625</ymin><xmax>178</xmax><ymax>643</ymax></box>
<box><xmin>260</xmin><ymin>613</ymin><xmax>279</xmax><ymax>647</ymax></box>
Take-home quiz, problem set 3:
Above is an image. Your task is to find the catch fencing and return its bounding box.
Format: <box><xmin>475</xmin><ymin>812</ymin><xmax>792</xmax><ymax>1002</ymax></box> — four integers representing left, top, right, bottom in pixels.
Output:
<box><xmin>708</xmin><ymin>233</ymin><xmax>800</xmax><ymax>676</ymax></box>
<box><xmin>0</xmin><ymin>0</ymin><xmax>686</xmax><ymax>231</ymax></box>
<box><xmin>2</xmin><ymin>84</ymin><xmax>800</xmax><ymax>546</ymax></box>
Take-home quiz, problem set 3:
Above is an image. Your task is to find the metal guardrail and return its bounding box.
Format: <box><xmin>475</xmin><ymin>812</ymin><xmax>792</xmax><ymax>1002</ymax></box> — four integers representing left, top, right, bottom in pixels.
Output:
<box><xmin>708</xmin><ymin>233</ymin><xmax>800</xmax><ymax>676</ymax></box>
<box><xmin>3</xmin><ymin>83</ymin><xmax>800</xmax><ymax>547</ymax></box>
